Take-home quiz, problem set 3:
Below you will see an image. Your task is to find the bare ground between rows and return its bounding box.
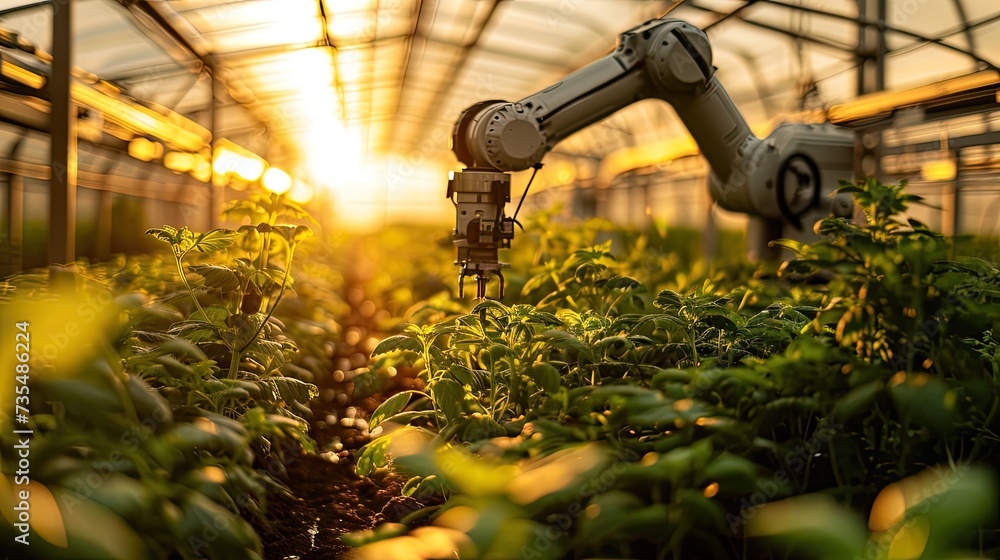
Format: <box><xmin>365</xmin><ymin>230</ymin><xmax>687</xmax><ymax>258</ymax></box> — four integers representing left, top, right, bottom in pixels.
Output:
<box><xmin>250</xmin><ymin>453</ymin><xmax>418</xmax><ymax>560</ymax></box>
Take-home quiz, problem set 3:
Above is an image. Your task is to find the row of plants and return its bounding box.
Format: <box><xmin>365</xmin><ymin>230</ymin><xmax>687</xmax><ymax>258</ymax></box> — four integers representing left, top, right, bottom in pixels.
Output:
<box><xmin>0</xmin><ymin>193</ymin><xmax>321</xmax><ymax>559</ymax></box>
<box><xmin>349</xmin><ymin>179</ymin><xmax>999</xmax><ymax>559</ymax></box>
<box><xmin>4</xmin><ymin>176</ymin><xmax>997</xmax><ymax>559</ymax></box>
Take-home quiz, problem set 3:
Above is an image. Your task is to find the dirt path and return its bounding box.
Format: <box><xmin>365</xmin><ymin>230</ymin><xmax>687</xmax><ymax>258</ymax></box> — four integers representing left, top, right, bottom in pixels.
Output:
<box><xmin>255</xmin><ymin>242</ymin><xmax>424</xmax><ymax>559</ymax></box>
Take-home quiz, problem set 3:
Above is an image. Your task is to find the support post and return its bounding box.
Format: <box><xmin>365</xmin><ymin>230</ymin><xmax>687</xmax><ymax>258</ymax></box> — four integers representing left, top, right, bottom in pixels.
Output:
<box><xmin>2</xmin><ymin>174</ymin><xmax>24</xmax><ymax>276</ymax></box>
<box><xmin>854</xmin><ymin>0</ymin><xmax>886</xmax><ymax>182</ymax></box>
<box><xmin>96</xmin><ymin>189</ymin><xmax>112</xmax><ymax>260</ymax></box>
<box><xmin>951</xmin><ymin>148</ymin><xmax>962</xmax><ymax>238</ymax></box>
<box><xmin>208</xmin><ymin>65</ymin><xmax>224</xmax><ymax>229</ymax></box>
<box><xmin>49</xmin><ymin>0</ymin><xmax>77</xmax><ymax>264</ymax></box>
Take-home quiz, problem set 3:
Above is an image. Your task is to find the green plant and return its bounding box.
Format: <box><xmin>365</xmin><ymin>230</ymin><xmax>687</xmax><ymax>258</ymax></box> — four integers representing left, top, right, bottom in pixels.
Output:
<box><xmin>146</xmin><ymin>195</ymin><xmax>314</xmax><ymax>381</ymax></box>
<box><xmin>349</xmin><ymin>179</ymin><xmax>999</xmax><ymax>559</ymax></box>
<box><xmin>0</xmin><ymin>285</ymin><xmax>265</xmax><ymax>560</ymax></box>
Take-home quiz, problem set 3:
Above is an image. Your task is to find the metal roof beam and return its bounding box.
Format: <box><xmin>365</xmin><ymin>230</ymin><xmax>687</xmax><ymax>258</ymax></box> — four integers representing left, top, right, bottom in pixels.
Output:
<box><xmin>756</xmin><ymin>0</ymin><xmax>999</xmax><ymax>71</ymax></box>
<box><xmin>685</xmin><ymin>1</ymin><xmax>855</xmax><ymax>54</ymax></box>
<box><xmin>0</xmin><ymin>1</ymin><xmax>50</xmax><ymax>18</ymax></box>
<box><xmin>416</xmin><ymin>0</ymin><xmax>501</xmax><ymax>138</ymax></box>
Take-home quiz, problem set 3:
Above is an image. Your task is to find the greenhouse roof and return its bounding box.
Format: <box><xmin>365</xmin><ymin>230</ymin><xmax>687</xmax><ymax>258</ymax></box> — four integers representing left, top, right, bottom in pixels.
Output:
<box><xmin>0</xmin><ymin>0</ymin><xmax>997</xmax><ymax>221</ymax></box>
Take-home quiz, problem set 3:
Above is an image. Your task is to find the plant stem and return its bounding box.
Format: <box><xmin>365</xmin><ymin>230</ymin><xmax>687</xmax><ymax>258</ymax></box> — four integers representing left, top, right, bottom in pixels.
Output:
<box><xmin>227</xmin><ymin>347</ymin><xmax>241</xmax><ymax>380</ymax></box>
<box><xmin>174</xmin><ymin>250</ymin><xmax>207</xmax><ymax>318</ymax></box>
<box><xmin>969</xmin><ymin>395</ymin><xmax>999</xmax><ymax>462</ymax></box>
<box><xmin>236</xmin><ymin>244</ymin><xmax>297</xmax><ymax>358</ymax></box>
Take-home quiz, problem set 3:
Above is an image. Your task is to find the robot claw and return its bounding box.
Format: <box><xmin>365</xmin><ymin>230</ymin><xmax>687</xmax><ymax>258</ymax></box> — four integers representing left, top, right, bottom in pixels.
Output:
<box><xmin>458</xmin><ymin>262</ymin><xmax>506</xmax><ymax>300</ymax></box>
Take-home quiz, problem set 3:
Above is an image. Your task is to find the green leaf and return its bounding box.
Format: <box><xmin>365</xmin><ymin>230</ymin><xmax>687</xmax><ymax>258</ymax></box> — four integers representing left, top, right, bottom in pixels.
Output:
<box><xmin>575</xmin><ymin>491</ymin><xmax>646</xmax><ymax>545</ymax></box>
<box><xmin>190</xmin><ymin>228</ymin><xmax>240</xmax><ymax>253</ymax></box>
<box><xmin>917</xmin><ymin>466</ymin><xmax>997</xmax><ymax>557</ymax></box>
<box><xmin>889</xmin><ymin>374</ymin><xmax>955</xmax><ymax>434</ymax></box>
<box><xmin>458</xmin><ymin>415</ymin><xmax>506</xmax><ymax>441</ymax></box>
<box><xmin>260</xmin><ymin>376</ymin><xmax>319</xmax><ymax>407</ymax></box>
<box><xmin>536</xmin><ymin>330</ymin><xmax>594</xmax><ymax>364</ymax></box>
<box><xmin>746</xmin><ymin>494</ymin><xmax>867</xmax><ymax>559</ymax></box>
<box><xmin>292</xmin><ymin>225</ymin><xmax>313</xmax><ymax>243</ymax></box>
<box><xmin>188</xmin><ymin>305</ymin><xmax>231</xmax><ymax>326</ymax></box>
<box><xmin>371</xmin><ymin>334</ymin><xmax>422</xmax><ymax>356</ymax></box>
<box><xmin>369</xmin><ymin>391</ymin><xmax>419</xmax><ymax>430</ymax></box>
<box><xmin>653</xmin><ymin>290</ymin><xmax>683</xmax><ymax>310</ymax></box>
<box><xmin>223</xmin><ymin>199</ymin><xmax>268</xmax><ymax>223</ymax></box>
<box><xmin>770</xmin><ymin>239</ymin><xmax>805</xmax><ymax>254</ymax></box>
<box><xmin>833</xmin><ymin>380</ymin><xmax>883</xmax><ymax>422</ymax></box>
<box><xmin>273</xmin><ymin>197</ymin><xmax>319</xmax><ymax>225</ymax></box>
<box><xmin>521</xmin><ymin>272</ymin><xmax>554</xmax><ymax>295</ymax></box>
<box><xmin>145</xmin><ymin>226</ymin><xmax>178</xmax><ymax>245</ymax></box>
<box><xmin>340</xmin><ymin>523</ymin><xmax>409</xmax><ymax>548</ymax></box>
<box><xmin>380</xmin><ymin>410</ymin><xmax>435</xmax><ymax>427</ymax></box>
<box><xmin>429</xmin><ymin>378</ymin><xmax>466</xmax><ymax>424</ymax></box>
<box><xmin>401</xmin><ymin>475</ymin><xmax>445</xmax><ymax>499</ymax></box>
<box><xmin>701</xmin><ymin>453</ymin><xmax>759</xmax><ymax>495</ymax></box>
<box><xmin>604</xmin><ymin>275</ymin><xmax>644</xmax><ymax>291</ymax></box>
<box><xmin>523</xmin><ymin>362</ymin><xmax>561</xmax><ymax>393</ymax></box>
<box><xmin>352</xmin><ymin>370</ymin><xmax>383</xmax><ymax>398</ymax></box>
<box><xmin>188</xmin><ymin>264</ymin><xmax>241</xmax><ymax>292</ymax></box>
<box><xmin>355</xmin><ymin>437</ymin><xmax>393</xmax><ymax>477</ymax></box>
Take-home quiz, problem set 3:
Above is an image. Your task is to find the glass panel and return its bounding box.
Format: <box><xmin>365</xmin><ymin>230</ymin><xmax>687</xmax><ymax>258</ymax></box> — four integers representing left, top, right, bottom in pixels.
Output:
<box><xmin>202</xmin><ymin>18</ymin><xmax>324</xmax><ymax>53</ymax></box>
<box><xmin>183</xmin><ymin>0</ymin><xmax>318</xmax><ymax>33</ymax></box>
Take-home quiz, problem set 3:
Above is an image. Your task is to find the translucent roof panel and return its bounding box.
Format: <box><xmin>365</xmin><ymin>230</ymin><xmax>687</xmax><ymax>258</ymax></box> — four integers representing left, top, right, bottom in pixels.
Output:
<box><xmin>0</xmin><ymin>0</ymin><xmax>180</xmax><ymax>75</ymax></box>
<box><xmin>0</xmin><ymin>0</ymin><xmax>998</xmax><ymax>228</ymax></box>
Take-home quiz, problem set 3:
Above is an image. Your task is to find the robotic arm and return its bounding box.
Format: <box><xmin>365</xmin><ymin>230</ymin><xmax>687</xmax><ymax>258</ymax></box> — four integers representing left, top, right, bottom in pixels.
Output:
<box><xmin>448</xmin><ymin>17</ymin><xmax>855</xmax><ymax>298</ymax></box>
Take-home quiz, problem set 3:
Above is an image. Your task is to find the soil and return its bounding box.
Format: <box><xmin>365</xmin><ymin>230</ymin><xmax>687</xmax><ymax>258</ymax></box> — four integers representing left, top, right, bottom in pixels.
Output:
<box><xmin>250</xmin><ymin>454</ymin><xmax>419</xmax><ymax>560</ymax></box>
<box><xmin>253</xmin><ymin>246</ymin><xmax>428</xmax><ymax>559</ymax></box>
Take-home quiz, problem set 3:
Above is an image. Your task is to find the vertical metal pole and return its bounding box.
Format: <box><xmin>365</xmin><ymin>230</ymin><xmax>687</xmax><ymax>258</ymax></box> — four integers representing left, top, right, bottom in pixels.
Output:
<box><xmin>50</xmin><ymin>0</ymin><xmax>77</xmax><ymax>264</ymax></box>
<box><xmin>940</xmin><ymin>183</ymin><xmax>955</xmax><ymax>236</ymax></box>
<box><xmin>208</xmin><ymin>65</ymin><xmax>223</xmax><ymax>229</ymax></box>
<box><xmin>951</xmin><ymin>148</ymin><xmax>962</xmax><ymax>237</ymax></box>
<box><xmin>854</xmin><ymin>0</ymin><xmax>886</xmax><ymax>181</ymax></box>
<box><xmin>96</xmin><ymin>190</ymin><xmax>112</xmax><ymax>260</ymax></box>
<box><xmin>2</xmin><ymin>174</ymin><xmax>24</xmax><ymax>276</ymax></box>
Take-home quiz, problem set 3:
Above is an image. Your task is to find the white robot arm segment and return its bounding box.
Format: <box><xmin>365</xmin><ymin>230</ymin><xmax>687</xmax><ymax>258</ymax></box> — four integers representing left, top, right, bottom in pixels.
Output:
<box><xmin>448</xmin><ymin>17</ymin><xmax>855</xmax><ymax>298</ymax></box>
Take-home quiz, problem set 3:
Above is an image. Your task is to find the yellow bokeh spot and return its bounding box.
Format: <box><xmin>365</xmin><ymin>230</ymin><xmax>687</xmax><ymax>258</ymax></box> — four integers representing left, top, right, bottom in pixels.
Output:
<box><xmin>0</xmin><ymin>284</ymin><xmax>120</xmax><ymax>408</ymax></box>
<box><xmin>704</xmin><ymin>482</ymin><xmax>720</xmax><ymax>498</ymax></box>
<box><xmin>193</xmin><ymin>417</ymin><xmax>218</xmax><ymax>434</ymax></box>
<box><xmin>202</xmin><ymin>466</ymin><xmax>227</xmax><ymax>484</ymax></box>
<box><xmin>437</xmin><ymin>448</ymin><xmax>519</xmax><ymax>497</ymax></box>
<box><xmin>0</xmin><ymin>478</ymin><xmax>68</xmax><ymax>548</ymax></box>
<box><xmin>943</xmin><ymin>390</ymin><xmax>957</xmax><ymax>410</ymax></box>
<box><xmin>506</xmin><ymin>444</ymin><xmax>607</xmax><ymax>505</ymax></box>
<box><xmin>869</xmin><ymin>483</ymin><xmax>906</xmax><ymax>531</ymax></box>
<box><xmin>411</xmin><ymin>526</ymin><xmax>476</xmax><ymax>559</ymax></box>
<box><xmin>887</xmin><ymin>516</ymin><xmax>930</xmax><ymax>560</ymax></box>
<box><xmin>435</xmin><ymin>506</ymin><xmax>479</xmax><ymax>533</ymax></box>
<box><xmin>889</xmin><ymin>371</ymin><xmax>907</xmax><ymax>387</ymax></box>
<box><xmin>357</xmin><ymin>535</ymin><xmax>424</xmax><ymax>560</ymax></box>
<box><xmin>673</xmin><ymin>398</ymin><xmax>693</xmax><ymax>412</ymax></box>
